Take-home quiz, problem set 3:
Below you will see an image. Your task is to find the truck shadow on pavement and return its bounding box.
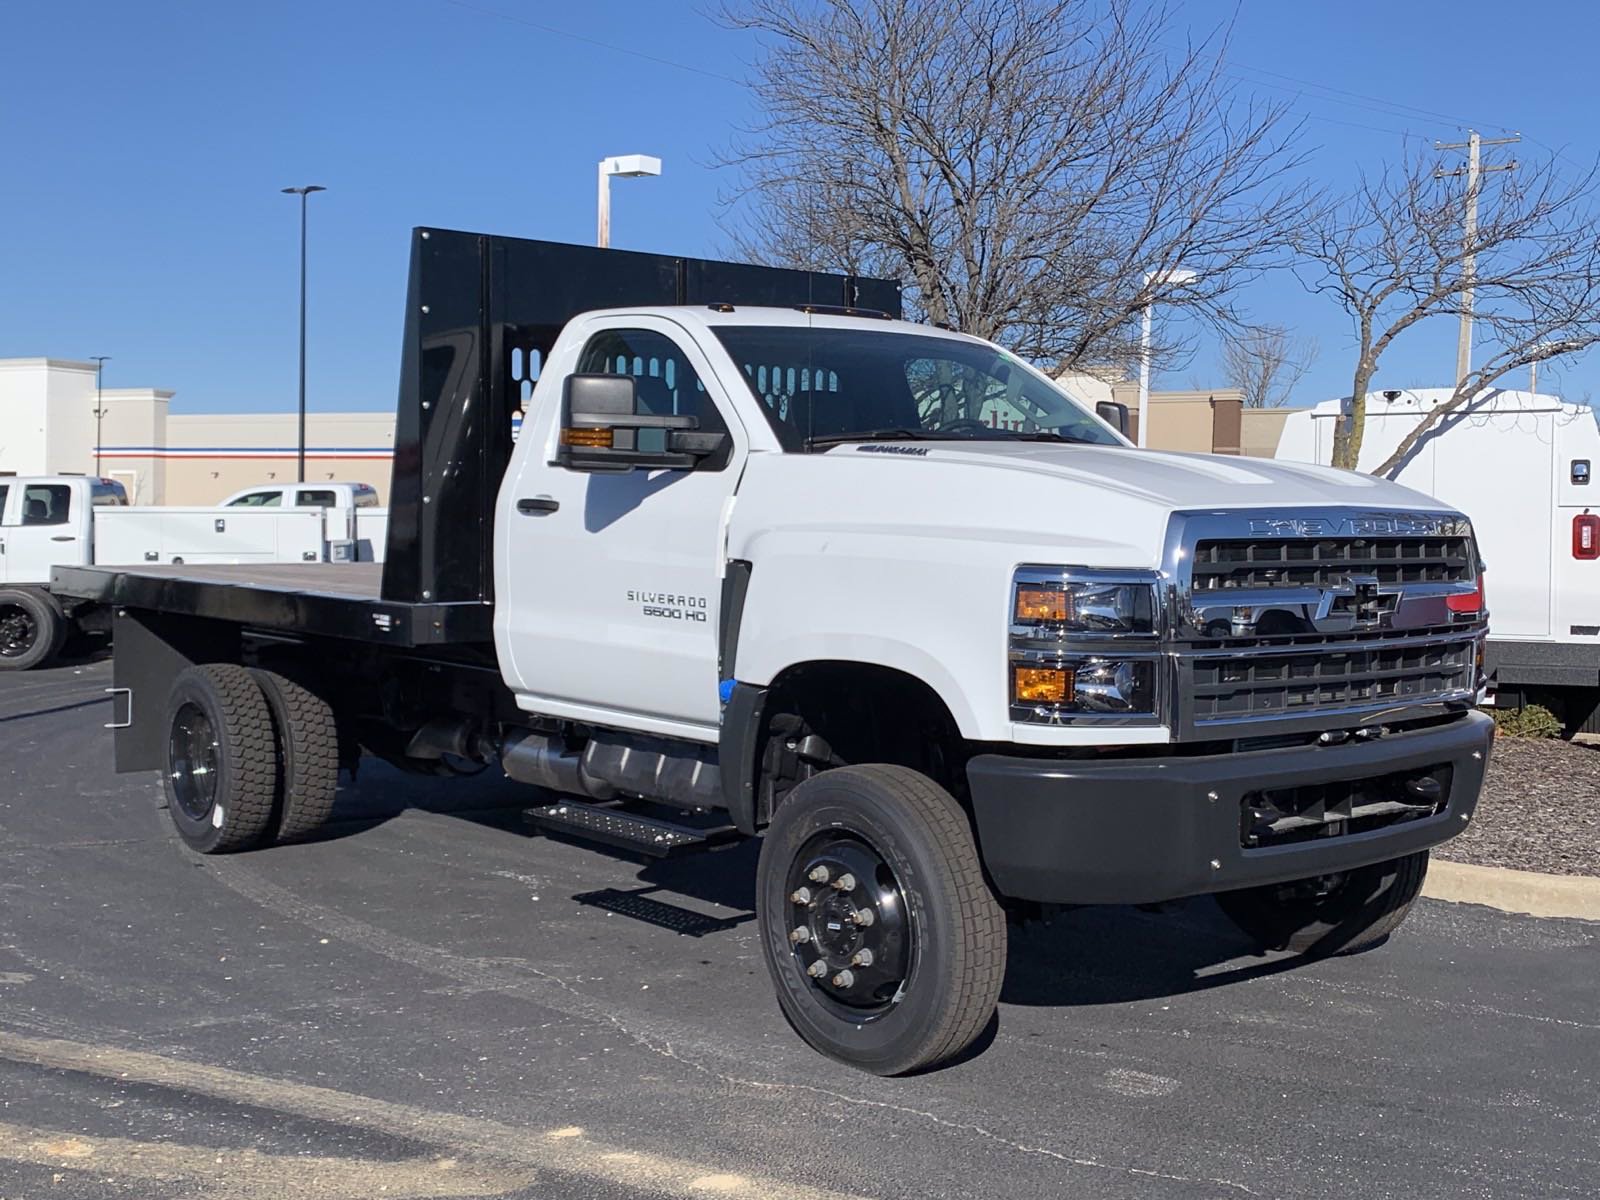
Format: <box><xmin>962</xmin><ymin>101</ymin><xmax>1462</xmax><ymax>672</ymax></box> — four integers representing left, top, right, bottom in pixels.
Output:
<box><xmin>307</xmin><ymin>760</ymin><xmax>1317</xmax><ymax>1014</ymax></box>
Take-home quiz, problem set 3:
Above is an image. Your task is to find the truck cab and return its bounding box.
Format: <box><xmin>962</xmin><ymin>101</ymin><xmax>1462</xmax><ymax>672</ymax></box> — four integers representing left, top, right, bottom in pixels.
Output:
<box><xmin>221</xmin><ymin>481</ymin><xmax>381</xmax><ymax>510</ymax></box>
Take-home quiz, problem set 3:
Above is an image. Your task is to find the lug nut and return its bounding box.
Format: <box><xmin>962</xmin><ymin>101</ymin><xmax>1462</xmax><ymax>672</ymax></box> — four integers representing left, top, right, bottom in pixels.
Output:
<box><xmin>850</xmin><ymin>949</ymin><xmax>874</xmax><ymax>967</ymax></box>
<box><xmin>806</xmin><ymin>960</ymin><xmax>828</xmax><ymax>978</ymax></box>
<box><xmin>789</xmin><ymin>926</ymin><xmax>811</xmax><ymax>944</ymax></box>
<box><xmin>831</xmin><ymin>970</ymin><xmax>856</xmax><ymax>988</ymax></box>
<box><xmin>831</xmin><ymin>873</ymin><xmax>857</xmax><ymax>892</ymax></box>
<box><xmin>849</xmin><ymin>909</ymin><xmax>876</xmax><ymax>927</ymax></box>
<box><xmin>808</xmin><ymin>866</ymin><xmax>830</xmax><ymax>884</ymax></box>
<box><xmin>790</xmin><ymin>887</ymin><xmax>812</xmax><ymax>905</ymax></box>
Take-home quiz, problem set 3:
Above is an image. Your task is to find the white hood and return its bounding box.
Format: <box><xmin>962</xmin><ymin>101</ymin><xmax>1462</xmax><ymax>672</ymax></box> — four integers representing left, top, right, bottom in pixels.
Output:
<box><xmin>838</xmin><ymin>441</ymin><xmax>1445</xmax><ymax>511</ymax></box>
<box><xmin>731</xmin><ymin>442</ymin><xmax>1458</xmax><ymax>575</ymax></box>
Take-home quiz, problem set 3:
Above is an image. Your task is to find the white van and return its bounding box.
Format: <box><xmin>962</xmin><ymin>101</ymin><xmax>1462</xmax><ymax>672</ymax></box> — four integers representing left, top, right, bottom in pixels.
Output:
<box><xmin>1277</xmin><ymin>388</ymin><xmax>1600</xmax><ymax>727</ymax></box>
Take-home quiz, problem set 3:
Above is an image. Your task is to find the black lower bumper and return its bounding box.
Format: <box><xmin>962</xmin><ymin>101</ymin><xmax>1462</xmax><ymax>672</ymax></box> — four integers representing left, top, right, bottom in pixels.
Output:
<box><xmin>967</xmin><ymin>711</ymin><xmax>1494</xmax><ymax>905</ymax></box>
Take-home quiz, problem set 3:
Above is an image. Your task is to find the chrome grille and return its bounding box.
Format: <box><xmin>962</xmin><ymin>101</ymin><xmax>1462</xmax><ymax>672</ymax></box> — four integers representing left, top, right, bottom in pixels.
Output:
<box><xmin>1191</xmin><ymin>536</ymin><xmax>1474</xmax><ymax>592</ymax></box>
<box><xmin>1188</xmin><ymin>634</ymin><xmax>1478</xmax><ymax>724</ymax></box>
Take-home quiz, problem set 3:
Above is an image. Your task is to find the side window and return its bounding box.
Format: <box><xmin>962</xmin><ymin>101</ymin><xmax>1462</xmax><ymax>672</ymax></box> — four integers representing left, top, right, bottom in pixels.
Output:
<box><xmin>576</xmin><ymin>328</ymin><xmax>729</xmax><ymax>438</ymax></box>
<box><xmin>0</xmin><ymin>485</ymin><xmax>9</xmax><ymax>521</ymax></box>
<box><xmin>229</xmin><ymin>491</ymin><xmax>282</xmax><ymax>508</ymax></box>
<box><xmin>21</xmin><ymin>484</ymin><xmax>71</xmax><ymax>526</ymax></box>
<box><xmin>296</xmin><ymin>489</ymin><xmax>337</xmax><ymax>508</ymax></box>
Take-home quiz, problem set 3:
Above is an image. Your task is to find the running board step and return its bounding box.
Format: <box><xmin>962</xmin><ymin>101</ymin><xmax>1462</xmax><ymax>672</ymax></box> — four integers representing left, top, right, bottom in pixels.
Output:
<box><xmin>522</xmin><ymin>800</ymin><xmax>739</xmax><ymax>858</ymax></box>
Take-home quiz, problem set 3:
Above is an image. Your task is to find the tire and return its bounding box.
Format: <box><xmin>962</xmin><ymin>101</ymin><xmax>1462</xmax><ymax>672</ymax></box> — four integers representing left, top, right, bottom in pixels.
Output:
<box><xmin>1215</xmin><ymin>851</ymin><xmax>1430</xmax><ymax>957</ymax></box>
<box><xmin>250</xmin><ymin>668</ymin><xmax>341</xmax><ymax>842</ymax></box>
<box><xmin>757</xmin><ymin>765</ymin><xmax>1006</xmax><ymax>1075</ymax></box>
<box><xmin>0</xmin><ymin>588</ymin><xmax>65</xmax><ymax>672</ymax></box>
<box><xmin>162</xmin><ymin>664</ymin><xmax>278</xmax><ymax>854</ymax></box>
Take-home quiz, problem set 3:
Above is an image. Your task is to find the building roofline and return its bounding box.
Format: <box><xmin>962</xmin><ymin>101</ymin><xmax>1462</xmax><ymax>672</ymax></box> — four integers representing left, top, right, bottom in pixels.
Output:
<box><xmin>0</xmin><ymin>357</ymin><xmax>97</xmax><ymax>373</ymax></box>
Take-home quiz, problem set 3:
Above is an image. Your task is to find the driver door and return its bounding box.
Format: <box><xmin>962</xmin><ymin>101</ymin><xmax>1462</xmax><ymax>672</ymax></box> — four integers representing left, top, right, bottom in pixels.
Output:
<box><xmin>498</xmin><ymin>316</ymin><xmax>747</xmax><ymax>737</ymax></box>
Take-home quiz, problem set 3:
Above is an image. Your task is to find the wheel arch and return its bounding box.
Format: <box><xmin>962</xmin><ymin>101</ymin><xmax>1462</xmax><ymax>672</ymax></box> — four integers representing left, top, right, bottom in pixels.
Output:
<box><xmin>720</xmin><ymin>658</ymin><xmax>973</xmax><ymax>834</ymax></box>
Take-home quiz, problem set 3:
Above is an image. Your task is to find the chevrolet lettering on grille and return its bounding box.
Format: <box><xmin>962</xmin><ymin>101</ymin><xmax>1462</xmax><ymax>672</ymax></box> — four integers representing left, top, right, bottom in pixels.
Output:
<box><xmin>1246</xmin><ymin>514</ymin><xmax>1458</xmax><ymax>538</ymax></box>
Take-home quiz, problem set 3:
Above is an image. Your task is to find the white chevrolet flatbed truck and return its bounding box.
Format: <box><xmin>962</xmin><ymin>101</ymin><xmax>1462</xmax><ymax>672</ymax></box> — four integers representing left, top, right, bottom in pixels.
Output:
<box><xmin>53</xmin><ymin>231</ymin><xmax>1494</xmax><ymax>1075</ymax></box>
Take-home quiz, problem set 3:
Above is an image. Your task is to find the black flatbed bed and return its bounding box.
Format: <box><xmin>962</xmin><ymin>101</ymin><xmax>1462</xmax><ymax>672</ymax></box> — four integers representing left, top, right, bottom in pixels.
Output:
<box><xmin>51</xmin><ymin>563</ymin><xmax>491</xmax><ymax>647</ymax></box>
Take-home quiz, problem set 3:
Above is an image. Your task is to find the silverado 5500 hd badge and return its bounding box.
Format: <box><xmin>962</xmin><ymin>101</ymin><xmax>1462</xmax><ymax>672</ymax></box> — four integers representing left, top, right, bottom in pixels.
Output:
<box><xmin>628</xmin><ymin>591</ymin><xmax>709</xmax><ymax>622</ymax></box>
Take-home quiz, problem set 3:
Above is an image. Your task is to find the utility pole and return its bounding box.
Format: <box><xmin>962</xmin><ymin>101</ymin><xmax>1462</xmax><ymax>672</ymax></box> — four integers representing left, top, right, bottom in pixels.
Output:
<box><xmin>281</xmin><ymin>185</ymin><xmax>327</xmax><ymax>483</ymax></box>
<box><xmin>1435</xmin><ymin>130</ymin><xmax>1519</xmax><ymax>385</ymax></box>
<box><xmin>90</xmin><ymin>356</ymin><xmax>111</xmax><ymax>475</ymax></box>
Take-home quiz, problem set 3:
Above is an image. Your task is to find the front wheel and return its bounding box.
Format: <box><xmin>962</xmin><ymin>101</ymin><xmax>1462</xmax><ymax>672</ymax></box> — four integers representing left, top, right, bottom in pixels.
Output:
<box><xmin>1215</xmin><ymin>851</ymin><xmax>1430</xmax><ymax>957</ymax></box>
<box><xmin>757</xmin><ymin>765</ymin><xmax>1006</xmax><ymax>1075</ymax></box>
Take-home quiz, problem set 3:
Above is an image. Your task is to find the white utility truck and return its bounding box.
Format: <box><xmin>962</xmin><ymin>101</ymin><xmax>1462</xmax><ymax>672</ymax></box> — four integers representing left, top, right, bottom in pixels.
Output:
<box><xmin>1277</xmin><ymin>388</ymin><xmax>1600</xmax><ymax>729</ymax></box>
<box><xmin>0</xmin><ymin>475</ymin><xmax>385</xmax><ymax>670</ymax></box>
<box><xmin>55</xmin><ymin>233</ymin><xmax>1494</xmax><ymax>1075</ymax></box>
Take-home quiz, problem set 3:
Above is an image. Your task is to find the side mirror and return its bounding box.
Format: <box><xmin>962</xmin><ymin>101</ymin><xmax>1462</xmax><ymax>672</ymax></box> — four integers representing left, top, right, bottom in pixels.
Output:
<box><xmin>1096</xmin><ymin>400</ymin><xmax>1130</xmax><ymax>437</ymax></box>
<box><xmin>555</xmin><ymin>374</ymin><xmax>728</xmax><ymax>472</ymax></box>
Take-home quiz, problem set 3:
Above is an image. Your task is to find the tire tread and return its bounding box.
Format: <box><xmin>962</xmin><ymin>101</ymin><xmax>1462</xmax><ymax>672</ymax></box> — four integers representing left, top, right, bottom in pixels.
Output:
<box><xmin>250</xmin><ymin>668</ymin><xmax>340</xmax><ymax>841</ymax></box>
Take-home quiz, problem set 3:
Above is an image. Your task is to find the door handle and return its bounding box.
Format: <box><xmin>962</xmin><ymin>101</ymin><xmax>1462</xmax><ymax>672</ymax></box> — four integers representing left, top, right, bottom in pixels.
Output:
<box><xmin>517</xmin><ymin>496</ymin><xmax>560</xmax><ymax>515</ymax></box>
<box><xmin>51</xmin><ymin>535</ymin><xmax>76</xmax><ymax>542</ymax></box>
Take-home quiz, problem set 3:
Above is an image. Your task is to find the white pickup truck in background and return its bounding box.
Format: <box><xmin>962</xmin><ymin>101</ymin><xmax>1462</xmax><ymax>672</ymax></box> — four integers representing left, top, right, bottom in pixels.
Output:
<box><xmin>0</xmin><ymin>474</ymin><xmax>388</xmax><ymax>669</ymax></box>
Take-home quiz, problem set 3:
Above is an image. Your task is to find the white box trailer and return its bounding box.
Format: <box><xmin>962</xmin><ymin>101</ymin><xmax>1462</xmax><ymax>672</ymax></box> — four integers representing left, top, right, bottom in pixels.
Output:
<box><xmin>1276</xmin><ymin>388</ymin><xmax>1600</xmax><ymax>727</ymax></box>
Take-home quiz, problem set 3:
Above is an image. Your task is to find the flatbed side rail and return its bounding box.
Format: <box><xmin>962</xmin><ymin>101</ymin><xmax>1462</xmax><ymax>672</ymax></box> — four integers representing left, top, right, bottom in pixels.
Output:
<box><xmin>49</xmin><ymin>564</ymin><xmax>491</xmax><ymax>647</ymax></box>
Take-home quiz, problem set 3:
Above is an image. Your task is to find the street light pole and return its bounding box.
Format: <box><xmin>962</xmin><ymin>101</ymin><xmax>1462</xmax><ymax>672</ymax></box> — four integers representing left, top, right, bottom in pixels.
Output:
<box><xmin>596</xmin><ymin>155</ymin><xmax>662</xmax><ymax>248</ymax></box>
<box><xmin>90</xmin><ymin>356</ymin><xmax>111</xmax><ymax>475</ymax></box>
<box><xmin>281</xmin><ymin>185</ymin><xmax>327</xmax><ymax>483</ymax></box>
<box><xmin>1136</xmin><ymin>268</ymin><xmax>1197</xmax><ymax>449</ymax></box>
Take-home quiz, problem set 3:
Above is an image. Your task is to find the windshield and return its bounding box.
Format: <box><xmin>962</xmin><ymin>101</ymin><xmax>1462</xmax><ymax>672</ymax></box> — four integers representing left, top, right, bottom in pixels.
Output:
<box><xmin>710</xmin><ymin>326</ymin><xmax>1123</xmax><ymax>451</ymax></box>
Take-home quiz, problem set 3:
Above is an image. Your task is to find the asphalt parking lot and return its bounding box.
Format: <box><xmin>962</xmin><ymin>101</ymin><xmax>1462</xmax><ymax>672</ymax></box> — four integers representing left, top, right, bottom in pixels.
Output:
<box><xmin>1</xmin><ymin>657</ymin><xmax>1596</xmax><ymax>1199</ymax></box>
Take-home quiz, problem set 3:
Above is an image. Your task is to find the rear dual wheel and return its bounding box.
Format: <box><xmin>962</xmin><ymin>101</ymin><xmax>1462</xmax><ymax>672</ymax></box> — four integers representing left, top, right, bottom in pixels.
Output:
<box><xmin>757</xmin><ymin>765</ymin><xmax>1006</xmax><ymax>1076</ymax></box>
<box><xmin>163</xmin><ymin>664</ymin><xmax>340</xmax><ymax>852</ymax></box>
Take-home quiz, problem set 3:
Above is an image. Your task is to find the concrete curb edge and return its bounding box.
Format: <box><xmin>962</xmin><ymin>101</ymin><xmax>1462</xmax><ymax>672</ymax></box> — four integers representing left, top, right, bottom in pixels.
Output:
<box><xmin>1425</xmin><ymin>858</ymin><xmax>1600</xmax><ymax>921</ymax></box>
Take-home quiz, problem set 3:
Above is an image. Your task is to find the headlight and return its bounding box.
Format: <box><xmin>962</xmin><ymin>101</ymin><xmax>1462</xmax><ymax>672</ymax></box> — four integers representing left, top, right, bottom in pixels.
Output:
<box><xmin>1012</xmin><ymin>577</ymin><xmax>1157</xmax><ymax>637</ymax></box>
<box><xmin>1009</xmin><ymin>568</ymin><xmax>1163</xmax><ymax>724</ymax></box>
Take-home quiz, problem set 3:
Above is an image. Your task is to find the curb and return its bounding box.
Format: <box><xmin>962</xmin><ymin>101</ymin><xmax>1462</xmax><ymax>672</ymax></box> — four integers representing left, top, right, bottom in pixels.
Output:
<box><xmin>1425</xmin><ymin>858</ymin><xmax>1600</xmax><ymax>922</ymax></box>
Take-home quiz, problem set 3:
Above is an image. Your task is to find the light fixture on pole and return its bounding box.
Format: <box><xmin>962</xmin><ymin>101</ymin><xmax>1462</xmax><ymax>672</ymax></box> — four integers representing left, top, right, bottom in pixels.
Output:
<box><xmin>597</xmin><ymin>155</ymin><xmax>661</xmax><ymax>249</ymax></box>
<box><xmin>1137</xmin><ymin>268</ymin><xmax>1198</xmax><ymax>449</ymax></box>
<box><xmin>90</xmin><ymin>356</ymin><xmax>111</xmax><ymax>475</ymax></box>
<box><xmin>281</xmin><ymin>185</ymin><xmax>327</xmax><ymax>483</ymax></box>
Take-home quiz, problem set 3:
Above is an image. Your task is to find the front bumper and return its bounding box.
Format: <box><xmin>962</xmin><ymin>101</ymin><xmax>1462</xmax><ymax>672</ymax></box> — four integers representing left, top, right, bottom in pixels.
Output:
<box><xmin>967</xmin><ymin>711</ymin><xmax>1493</xmax><ymax>905</ymax></box>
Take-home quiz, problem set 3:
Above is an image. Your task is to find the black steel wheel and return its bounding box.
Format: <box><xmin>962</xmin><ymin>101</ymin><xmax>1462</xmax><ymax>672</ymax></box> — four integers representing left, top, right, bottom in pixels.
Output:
<box><xmin>1215</xmin><ymin>851</ymin><xmax>1430</xmax><ymax>957</ymax></box>
<box><xmin>162</xmin><ymin>664</ymin><xmax>278</xmax><ymax>853</ymax></box>
<box><xmin>0</xmin><ymin>588</ymin><xmax>64</xmax><ymax>672</ymax></box>
<box><xmin>757</xmin><ymin>765</ymin><xmax>1006</xmax><ymax>1075</ymax></box>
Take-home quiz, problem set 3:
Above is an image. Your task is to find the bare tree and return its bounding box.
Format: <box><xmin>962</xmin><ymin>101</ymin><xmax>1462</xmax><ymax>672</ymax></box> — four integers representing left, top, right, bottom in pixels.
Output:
<box><xmin>1220</xmin><ymin>325</ymin><xmax>1317</xmax><ymax>407</ymax></box>
<box><xmin>1295</xmin><ymin>144</ymin><xmax>1600</xmax><ymax>472</ymax></box>
<box><xmin>717</xmin><ymin>0</ymin><xmax>1313</xmax><ymax>375</ymax></box>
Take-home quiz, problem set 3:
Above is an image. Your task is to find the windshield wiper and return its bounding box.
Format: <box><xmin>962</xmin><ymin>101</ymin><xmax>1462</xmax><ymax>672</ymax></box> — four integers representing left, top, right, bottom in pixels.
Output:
<box><xmin>803</xmin><ymin>428</ymin><xmax>948</xmax><ymax>449</ymax></box>
<box><xmin>993</xmin><ymin>430</ymin><xmax>1104</xmax><ymax>445</ymax></box>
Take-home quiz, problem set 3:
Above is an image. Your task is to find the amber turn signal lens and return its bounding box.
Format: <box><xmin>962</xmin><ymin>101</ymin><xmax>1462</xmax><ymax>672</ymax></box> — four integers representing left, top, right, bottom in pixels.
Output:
<box><xmin>1015</xmin><ymin>586</ymin><xmax>1071</xmax><ymax>623</ymax></box>
<box><xmin>1013</xmin><ymin>666</ymin><xmax>1073</xmax><ymax>705</ymax></box>
<box><xmin>561</xmin><ymin>427</ymin><xmax>614</xmax><ymax>448</ymax></box>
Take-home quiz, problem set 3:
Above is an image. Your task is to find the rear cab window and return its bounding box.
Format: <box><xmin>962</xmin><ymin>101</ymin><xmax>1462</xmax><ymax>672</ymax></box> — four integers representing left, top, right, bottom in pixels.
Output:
<box><xmin>228</xmin><ymin>490</ymin><xmax>283</xmax><ymax>508</ymax></box>
<box><xmin>295</xmin><ymin>490</ymin><xmax>338</xmax><ymax>508</ymax></box>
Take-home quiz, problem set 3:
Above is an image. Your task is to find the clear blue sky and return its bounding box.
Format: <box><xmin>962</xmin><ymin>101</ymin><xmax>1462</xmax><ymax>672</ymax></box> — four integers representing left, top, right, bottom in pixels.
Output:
<box><xmin>2</xmin><ymin>0</ymin><xmax>1597</xmax><ymax>414</ymax></box>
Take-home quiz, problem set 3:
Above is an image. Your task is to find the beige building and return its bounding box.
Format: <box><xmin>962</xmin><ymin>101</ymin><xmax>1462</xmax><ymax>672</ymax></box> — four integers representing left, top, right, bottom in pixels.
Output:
<box><xmin>0</xmin><ymin>358</ymin><xmax>395</xmax><ymax>505</ymax></box>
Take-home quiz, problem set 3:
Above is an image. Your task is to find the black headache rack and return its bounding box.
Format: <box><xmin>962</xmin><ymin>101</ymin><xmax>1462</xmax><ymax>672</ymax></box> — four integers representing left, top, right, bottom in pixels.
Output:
<box><xmin>52</xmin><ymin>231</ymin><xmax>901</xmax><ymax>647</ymax></box>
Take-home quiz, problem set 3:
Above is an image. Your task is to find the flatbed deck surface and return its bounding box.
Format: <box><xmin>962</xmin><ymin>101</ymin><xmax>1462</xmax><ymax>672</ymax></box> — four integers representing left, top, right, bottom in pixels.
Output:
<box><xmin>50</xmin><ymin>562</ymin><xmax>489</xmax><ymax>647</ymax></box>
<box><xmin>81</xmin><ymin>561</ymin><xmax>385</xmax><ymax>600</ymax></box>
